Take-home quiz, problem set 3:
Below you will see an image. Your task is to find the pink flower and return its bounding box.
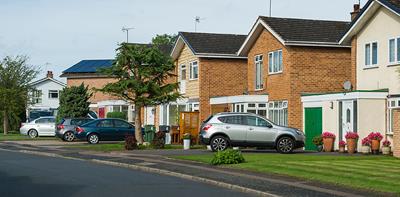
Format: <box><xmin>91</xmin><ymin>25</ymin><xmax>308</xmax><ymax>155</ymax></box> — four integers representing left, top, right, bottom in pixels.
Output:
<box><xmin>321</xmin><ymin>132</ymin><xmax>336</xmax><ymax>139</ymax></box>
<box><xmin>345</xmin><ymin>132</ymin><xmax>359</xmax><ymax>139</ymax></box>
<box><xmin>382</xmin><ymin>140</ymin><xmax>391</xmax><ymax>147</ymax></box>
<box><xmin>368</xmin><ymin>132</ymin><xmax>383</xmax><ymax>141</ymax></box>
<box><xmin>339</xmin><ymin>140</ymin><xmax>346</xmax><ymax>147</ymax></box>
<box><xmin>362</xmin><ymin>137</ymin><xmax>371</xmax><ymax>146</ymax></box>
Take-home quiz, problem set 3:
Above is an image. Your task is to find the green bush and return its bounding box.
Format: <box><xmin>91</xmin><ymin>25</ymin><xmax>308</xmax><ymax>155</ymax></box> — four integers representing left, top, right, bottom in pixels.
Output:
<box><xmin>106</xmin><ymin>111</ymin><xmax>127</xmax><ymax>120</ymax></box>
<box><xmin>210</xmin><ymin>149</ymin><xmax>245</xmax><ymax>165</ymax></box>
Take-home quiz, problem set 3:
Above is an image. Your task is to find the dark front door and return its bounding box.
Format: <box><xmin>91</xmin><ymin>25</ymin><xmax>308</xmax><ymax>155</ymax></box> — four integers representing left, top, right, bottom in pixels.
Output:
<box><xmin>304</xmin><ymin>107</ymin><xmax>323</xmax><ymax>150</ymax></box>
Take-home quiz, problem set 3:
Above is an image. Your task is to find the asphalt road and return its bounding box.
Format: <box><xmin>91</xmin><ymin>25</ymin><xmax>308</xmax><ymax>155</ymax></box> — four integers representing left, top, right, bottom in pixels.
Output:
<box><xmin>0</xmin><ymin>150</ymin><xmax>253</xmax><ymax>197</ymax></box>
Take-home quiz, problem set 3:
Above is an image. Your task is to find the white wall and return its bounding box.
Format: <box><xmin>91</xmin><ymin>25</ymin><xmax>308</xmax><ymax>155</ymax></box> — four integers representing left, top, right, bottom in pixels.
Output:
<box><xmin>357</xmin><ymin>98</ymin><xmax>387</xmax><ymax>146</ymax></box>
<box><xmin>357</xmin><ymin>7</ymin><xmax>400</xmax><ymax>94</ymax></box>
<box><xmin>30</xmin><ymin>79</ymin><xmax>65</xmax><ymax>109</ymax></box>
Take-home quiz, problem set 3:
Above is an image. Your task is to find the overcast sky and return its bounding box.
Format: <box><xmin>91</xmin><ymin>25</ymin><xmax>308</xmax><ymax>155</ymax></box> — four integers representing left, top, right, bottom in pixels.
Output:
<box><xmin>0</xmin><ymin>0</ymin><xmax>367</xmax><ymax>81</ymax></box>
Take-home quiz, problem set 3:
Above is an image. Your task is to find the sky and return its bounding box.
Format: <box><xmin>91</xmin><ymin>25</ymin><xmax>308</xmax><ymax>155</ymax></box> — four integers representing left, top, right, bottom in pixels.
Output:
<box><xmin>0</xmin><ymin>0</ymin><xmax>368</xmax><ymax>82</ymax></box>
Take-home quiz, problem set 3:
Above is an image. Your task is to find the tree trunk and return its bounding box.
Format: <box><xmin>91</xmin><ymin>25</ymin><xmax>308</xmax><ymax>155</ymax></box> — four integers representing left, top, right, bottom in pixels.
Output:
<box><xmin>134</xmin><ymin>104</ymin><xmax>144</xmax><ymax>144</ymax></box>
<box><xmin>3</xmin><ymin>110</ymin><xmax>9</xmax><ymax>135</ymax></box>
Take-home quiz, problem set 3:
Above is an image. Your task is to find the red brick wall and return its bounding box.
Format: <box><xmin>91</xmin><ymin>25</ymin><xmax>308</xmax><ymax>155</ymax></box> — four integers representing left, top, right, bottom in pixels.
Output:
<box><xmin>199</xmin><ymin>58</ymin><xmax>248</xmax><ymax>121</ymax></box>
<box><xmin>393</xmin><ymin>109</ymin><xmax>400</xmax><ymax>157</ymax></box>
<box><xmin>67</xmin><ymin>77</ymin><xmax>119</xmax><ymax>104</ymax></box>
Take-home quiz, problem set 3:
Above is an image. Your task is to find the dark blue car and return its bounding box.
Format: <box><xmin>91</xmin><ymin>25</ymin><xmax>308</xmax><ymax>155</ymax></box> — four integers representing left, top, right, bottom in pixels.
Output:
<box><xmin>75</xmin><ymin>119</ymin><xmax>134</xmax><ymax>144</ymax></box>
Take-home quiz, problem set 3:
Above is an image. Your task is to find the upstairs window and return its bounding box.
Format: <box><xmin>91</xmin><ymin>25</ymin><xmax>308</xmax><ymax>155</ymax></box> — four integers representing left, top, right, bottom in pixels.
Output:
<box><xmin>389</xmin><ymin>38</ymin><xmax>400</xmax><ymax>64</ymax></box>
<box><xmin>189</xmin><ymin>61</ymin><xmax>198</xmax><ymax>80</ymax></box>
<box><xmin>365</xmin><ymin>42</ymin><xmax>378</xmax><ymax>66</ymax></box>
<box><xmin>48</xmin><ymin>90</ymin><xmax>59</xmax><ymax>99</ymax></box>
<box><xmin>180</xmin><ymin>65</ymin><xmax>186</xmax><ymax>80</ymax></box>
<box><xmin>268</xmin><ymin>50</ymin><xmax>283</xmax><ymax>74</ymax></box>
<box><xmin>32</xmin><ymin>90</ymin><xmax>42</xmax><ymax>104</ymax></box>
<box><xmin>255</xmin><ymin>55</ymin><xmax>263</xmax><ymax>90</ymax></box>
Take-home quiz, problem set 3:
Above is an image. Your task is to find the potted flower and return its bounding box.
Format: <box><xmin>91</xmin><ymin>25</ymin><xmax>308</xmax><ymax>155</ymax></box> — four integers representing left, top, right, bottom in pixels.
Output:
<box><xmin>321</xmin><ymin>132</ymin><xmax>335</xmax><ymax>152</ymax></box>
<box><xmin>345</xmin><ymin>132</ymin><xmax>359</xmax><ymax>154</ymax></box>
<box><xmin>339</xmin><ymin>140</ymin><xmax>346</xmax><ymax>153</ymax></box>
<box><xmin>361</xmin><ymin>137</ymin><xmax>371</xmax><ymax>154</ymax></box>
<box><xmin>368</xmin><ymin>132</ymin><xmax>383</xmax><ymax>154</ymax></box>
<box><xmin>382</xmin><ymin>140</ymin><xmax>391</xmax><ymax>155</ymax></box>
<box><xmin>312</xmin><ymin>135</ymin><xmax>323</xmax><ymax>152</ymax></box>
<box><xmin>183</xmin><ymin>133</ymin><xmax>191</xmax><ymax>150</ymax></box>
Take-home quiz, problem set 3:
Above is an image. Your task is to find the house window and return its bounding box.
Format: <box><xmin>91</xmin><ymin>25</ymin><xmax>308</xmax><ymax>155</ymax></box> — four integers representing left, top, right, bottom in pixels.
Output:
<box><xmin>365</xmin><ymin>42</ymin><xmax>378</xmax><ymax>66</ymax></box>
<box><xmin>268</xmin><ymin>50</ymin><xmax>283</xmax><ymax>74</ymax></box>
<box><xmin>268</xmin><ymin>101</ymin><xmax>288</xmax><ymax>126</ymax></box>
<box><xmin>247</xmin><ymin>103</ymin><xmax>267</xmax><ymax>117</ymax></box>
<box><xmin>48</xmin><ymin>90</ymin><xmax>59</xmax><ymax>99</ymax></box>
<box><xmin>32</xmin><ymin>90</ymin><xmax>42</xmax><ymax>104</ymax></box>
<box><xmin>189</xmin><ymin>61</ymin><xmax>198</xmax><ymax>80</ymax></box>
<box><xmin>255</xmin><ymin>55</ymin><xmax>263</xmax><ymax>90</ymax></box>
<box><xmin>180</xmin><ymin>65</ymin><xmax>186</xmax><ymax>80</ymax></box>
<box><xmin>389</xmin><ymin>38</ymin><xmax>400</xmax><ymax>64</ymax></box>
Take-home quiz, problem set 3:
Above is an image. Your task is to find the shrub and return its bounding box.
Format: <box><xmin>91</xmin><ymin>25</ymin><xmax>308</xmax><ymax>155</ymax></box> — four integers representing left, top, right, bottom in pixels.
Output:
<box><xmin>151</xmin><ymin>132</ymin><xmax>166</xmax><ymax>149</ymax></box>
<box><xmin>382</xmin><ymin>140</ymin><xmax>391</xmax><ymax>147</ymax></box>
<box><xmin>125</xmin><ymin>135</ymin><xmax>138</xmax><ymax>150</ymax></box>
<box><xmin>362</xmin><ymin>137</ymin><xmax>371</xmax><ymax>146</ymax></box>
<box><xmin>368</xmin><ymin>132</ymin><xmax>383</xmax><ymax>141</ymax></box>
<box><xmin>345</xmin><ymin>132</ymin><xmax>359</xmax><ymax>139</ymax></box>
<box><xmin>107</xmin><ymin>111</ymin><xmax>127</xmax><ymax>120</ymax></box>
<box><xmin>210</xmin><ymin>149</ymin><xmax>245</xmax><ymax>165</ymax></box>
<box><xmin>183</xmin><ymin>133</ymin><xmax>191</xmax><ymax>140</ymax></box>
<box><xmin>312</xmin><ymin>135</ymin><xmax>323</xmax><ymax>146</ymax></box>
<box><xmin>339</xmin><ymin>140</ymin><xmax>346</xmax><ymax>147</ymax></box>
<box><xmin>321</xmin><ymin>132</ymin><xmax>335</xmax><ymax>139</ymax></box>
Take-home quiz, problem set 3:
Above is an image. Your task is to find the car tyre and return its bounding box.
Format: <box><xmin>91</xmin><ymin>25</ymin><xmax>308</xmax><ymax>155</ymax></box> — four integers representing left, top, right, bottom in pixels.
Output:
<box><xmin>28</xmin><ymin>129</ymin><xmax>38</xmax><ymax>138</ymax></box>
<box><xmin>210</xmin><ymin>135</ymin><xmax>230</xmax><ymax>152</ymax></box>
<box><xmin>276</xmin><ymin>136</ymin><xmax>294</xmax><ymax>154</ymax></box>
<box><xmin>87</xmin><ymin>133</ymin><xmax>99</xmax><ymax>144</ymax></box>
<box><xmin>63</xmin><ymin>131</ymin><xmax>75</xmax><ymax>142</ymax></box>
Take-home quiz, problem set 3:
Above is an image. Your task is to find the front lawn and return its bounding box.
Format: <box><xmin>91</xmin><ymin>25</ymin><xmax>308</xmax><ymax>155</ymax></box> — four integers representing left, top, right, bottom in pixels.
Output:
<box><xmin>66</xmin><ymin>143</ymin><xmax>206</xmax><ymax>152</ymax></box>
<box><xmin>174</xmin><ymin>153</ymin><xmax>400</xmax><ymax>194</ymax></box>
<box><xmin>0</xmin><ymin>133</ymin><xmax>56</xmax><ymax>141</ymax></box>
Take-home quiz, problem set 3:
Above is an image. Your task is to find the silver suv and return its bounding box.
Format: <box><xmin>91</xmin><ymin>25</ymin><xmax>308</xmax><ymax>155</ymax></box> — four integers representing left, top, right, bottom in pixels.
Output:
<box><xmin>199</xmin><ymin>113</ymin><xmax>305</xmax><ymax>153</ymax></box>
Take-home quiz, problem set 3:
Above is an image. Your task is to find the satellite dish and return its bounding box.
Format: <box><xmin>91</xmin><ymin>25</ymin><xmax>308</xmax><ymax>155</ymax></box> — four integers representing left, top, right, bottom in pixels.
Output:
<box><xmin>343</xmin><ymin>81</ymin><xmax>352</xmax><ymax>91</ymax></box>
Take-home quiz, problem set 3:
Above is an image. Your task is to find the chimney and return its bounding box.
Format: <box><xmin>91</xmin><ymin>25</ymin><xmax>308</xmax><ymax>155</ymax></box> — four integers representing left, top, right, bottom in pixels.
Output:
<box><xmin>351</xmin><ymin>4</ymin><xmax>361</xmax><ymax>21</ymax></box>
<box><xmin>46</xmin><ymin>71</ymin><xmax>53</xmax><ymax>78</ymax></box>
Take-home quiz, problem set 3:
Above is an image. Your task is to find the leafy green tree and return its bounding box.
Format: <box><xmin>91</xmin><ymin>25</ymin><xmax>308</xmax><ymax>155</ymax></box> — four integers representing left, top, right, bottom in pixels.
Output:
<box><xmin>56</xmin><ymin>83</ymin><xmax>92</xmax><ymax>122</ymax></box>
<box><xmin>97</xmin><ymin>42</ymin><xmax>180</xmax><ymax>143</ymax></box>
<box><xmin>151</xmin><ymin>34</ymin><xmax>177</xmax><ymax>46</ymax></box>
<box><xmin>0</xmin><ymin>56</ymin><xmax>39</xmax><ymax>134</ymax></box>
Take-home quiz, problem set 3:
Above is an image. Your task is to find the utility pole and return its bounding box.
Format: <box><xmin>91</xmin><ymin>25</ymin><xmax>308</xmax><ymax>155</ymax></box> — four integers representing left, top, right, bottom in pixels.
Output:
<box><xmin>122</xmin><ymin>27</ymin><xmax>134</xmax><ymax>43</ymax></box>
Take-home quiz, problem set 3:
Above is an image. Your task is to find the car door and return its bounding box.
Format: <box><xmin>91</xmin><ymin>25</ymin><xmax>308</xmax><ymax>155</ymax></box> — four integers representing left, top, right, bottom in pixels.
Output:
<box><xmin>218</xmin><ymin>115</ymin><xmax>247</xmax><ymax>145</ymax></box>
<box><xmin>96</xmin><ymin>120</ymin><xmax>117</xmax><ymax>141</ymax></box>
<box><xmin>35</xmin><ymin>118</ymin><xmax>54</xmax><ymax>136</ymax></box>
<box><xmin>113</xmin><ymin>120</ymin><xmax>134</xmax><ymax>140</ymax></box>
<box><xmin>244</xmin><ymin>115</ymin><xmax>277</xmax><ymax>146</ymax></box>
<box><xmin>45</xmin><ymin>118</ymin><xmax>56</xmax><ymax>136</ymax></box>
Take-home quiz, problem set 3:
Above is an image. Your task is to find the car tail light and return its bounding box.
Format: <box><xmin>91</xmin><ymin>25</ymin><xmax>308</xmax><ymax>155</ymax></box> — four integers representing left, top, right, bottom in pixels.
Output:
<box><xmin>57</xmin><ymin>124</ymin><xmax>65</xmax><ymax>129</ymax></box>
<box><xmin>202</xmin><ymin>124</ymin><xmax>212</xmax><ymax>131</ymax></box>
<box><xmin>76</xmin><ymin>127</ymin><xmax>84</xmax><ymax>133</ymax></box>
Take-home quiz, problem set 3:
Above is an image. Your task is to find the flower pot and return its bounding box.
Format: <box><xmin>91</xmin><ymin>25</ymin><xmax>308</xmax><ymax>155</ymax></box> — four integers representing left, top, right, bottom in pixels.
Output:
<box><xmin>371</xmin><ymin>140</ymin><xmax>380</xmax><ymax>154</ymax></box>
<box><xmin>361</xmin><ymin>146</ymin><xmax>370</xmax><ymax>154</ymax></box>
<box><xmin>382</xmin><ymin>146</ymin><xmax>391</xmax><ymax>155</ymax></box>
<box><xmin>183</xmin><ymin>139</ymin><xmax>190</xmax><ymax>150</ymax></box>
<box><xmin>323</xmin><ymin>138</ymin><xmax>334</xmax><ymax>152</ymax></box>
<box><xmin>316</xmin><ymin>145</ymin><xmax>323</xmax><ymax>152</ymax></box>
<box><xmin>346</xmin><ymin>138</ymin><xmax>357</xmax><ymax>154</ymax></box>
<box><xmin>339</xmin><ymin>146</ymin><xmax>345</xmax><ymax>153</ymax></box>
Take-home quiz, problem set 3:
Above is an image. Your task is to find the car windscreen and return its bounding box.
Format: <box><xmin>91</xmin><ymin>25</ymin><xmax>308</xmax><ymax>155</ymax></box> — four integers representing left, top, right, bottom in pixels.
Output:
<box><xmin>79</xmin><ymin>120</ymin><xmax>97</xmax><ymax>127</ymax></box>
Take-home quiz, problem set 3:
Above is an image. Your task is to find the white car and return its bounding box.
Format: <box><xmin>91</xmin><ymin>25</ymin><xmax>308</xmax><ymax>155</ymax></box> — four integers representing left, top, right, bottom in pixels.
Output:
<box><xmin>20</xmin><ymin>116</ymin><xmax>56</xmax><ymax>138</ymax></box>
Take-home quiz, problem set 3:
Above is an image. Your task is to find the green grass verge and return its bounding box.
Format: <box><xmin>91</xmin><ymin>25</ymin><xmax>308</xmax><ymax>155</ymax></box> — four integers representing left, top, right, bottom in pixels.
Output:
<box><xmin>0</xmin><ymin>133</ymin><xmax>57</xmax><ymax>141</ymax></box>
<box><xmin>66</xmin><ymin>143</ymin><xmax>206</xmax><ymax>152</ymax></box>
<box><xmin>174</xmin><ymin>153</ymin><xmax>400</xmax><ymax>194</ymax></box>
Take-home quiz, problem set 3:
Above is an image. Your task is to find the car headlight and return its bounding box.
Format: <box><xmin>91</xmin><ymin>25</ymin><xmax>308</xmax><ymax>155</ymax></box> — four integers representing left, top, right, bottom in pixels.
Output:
<box><xmin>295</xmin><ymin>129</ymin><xmax>304</xmax><ymax>136</ymax></box>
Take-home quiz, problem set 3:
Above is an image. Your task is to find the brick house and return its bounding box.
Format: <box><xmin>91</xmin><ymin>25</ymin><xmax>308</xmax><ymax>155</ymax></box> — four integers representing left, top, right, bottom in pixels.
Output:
<box><xmin>157</xmin><ymin>32</ymin><xmax>248</xmax><ymax>129</ymax></box>
<box><xmin>210</xmin><ymin>16</ymin><xmax>352</xmax><ymax>150</ymax></box>
<box><xmin>302</xmin><ymin>0</ymin><xmax>400</xmax><ymax>155</ymax></box>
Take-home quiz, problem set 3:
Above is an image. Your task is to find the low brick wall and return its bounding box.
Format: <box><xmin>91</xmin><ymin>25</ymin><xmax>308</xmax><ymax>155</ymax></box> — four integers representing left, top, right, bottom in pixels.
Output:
<box><xmin>393</xmin><ymin>109</ymin><xmax>400</xmax><ymax>157</ymax></box>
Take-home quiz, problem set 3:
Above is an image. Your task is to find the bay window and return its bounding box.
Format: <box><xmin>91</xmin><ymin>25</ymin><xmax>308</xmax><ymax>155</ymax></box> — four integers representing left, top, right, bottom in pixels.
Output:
<box><xmin>268</xmin><ymin>101</ymin><xmax>288</xmax><ymax>126</ymax></box>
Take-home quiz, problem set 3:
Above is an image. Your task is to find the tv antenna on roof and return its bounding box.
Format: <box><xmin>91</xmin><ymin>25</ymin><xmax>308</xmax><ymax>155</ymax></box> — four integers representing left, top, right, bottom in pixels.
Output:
<box><xmin>194</xmin><ymin>16</ymin><xmax>205</xmax><ymax>32</ymax></box>
<box><xmin>269</xmin><ymin>0</ymin><xmax>272</xmax><ymax>17</ymax></box>
<box><xmin>122</xmin><ymin>27</ymin><xmax>134</xmax><ymax>43</ymax></box>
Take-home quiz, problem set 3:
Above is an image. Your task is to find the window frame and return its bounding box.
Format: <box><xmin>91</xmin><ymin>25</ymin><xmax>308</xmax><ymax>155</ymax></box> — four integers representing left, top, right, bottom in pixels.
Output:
<box><xmin>365</xmin><ymin>41</ymin><xmax>378</xmax><ymax>67</ymax></box>
<box><xmin>189</xmin><ymin>61</ymin><xmax>199</xmax><ymax>80</ymax></box>
<box><xmin>268</xmin><ymin>101</ymin><xmax>288</xmax><ymax>126</ymax></box>
<box><xmin>268</xmin><ymin>49</ymin><xmax>283</xmax><ymax>74</ymax></box>
<box><xmin>388</xmin><ymin>37</ymin><xmax>400</xmax><ymax>65</ymax></box>
<box><xmin>32</xmin><ymin>90</ymin><xmax>42</xmax><ymax>104</ymax></box>
<box><xmin>180</xmin><ymin>64</ymin><xmax>187</xmax><ymax>81</ymax></box>
<box><xmin>254</xmin><ymin>54</ymin><xmax>264</xmax><ymax>90</ymax></box>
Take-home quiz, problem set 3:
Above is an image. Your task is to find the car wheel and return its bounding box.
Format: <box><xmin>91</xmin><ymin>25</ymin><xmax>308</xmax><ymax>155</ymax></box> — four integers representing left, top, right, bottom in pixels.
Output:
<box><xmin>210</xmin><ymin>136</ymin><xmax>229</xmax><ymax>152</ymax></box>
<box><xmin>87</xmin><ymin>133</ymin><xmax>99</xmax><ymax>144</ymax></box>
<box><xmin>28</xmin><ymin>129</ymin><xmax>38</xmax><ymax>138</ymax></box>
<box><xmin>63</xmin><ymin>131</ymin><xmax>75</xmax><ymax>142</ymax></box>
<box><xmin>276</xmin><ymin>136</ymin><xmax>294</xmax><ymax>154</ymax></box>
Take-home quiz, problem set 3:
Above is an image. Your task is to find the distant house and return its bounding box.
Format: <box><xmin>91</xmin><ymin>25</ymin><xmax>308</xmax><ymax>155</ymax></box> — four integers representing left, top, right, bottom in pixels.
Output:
<box><xmin>27</xmin><ymin>71</ymin><xmax>66</xmax><ymax>121</ymax></box>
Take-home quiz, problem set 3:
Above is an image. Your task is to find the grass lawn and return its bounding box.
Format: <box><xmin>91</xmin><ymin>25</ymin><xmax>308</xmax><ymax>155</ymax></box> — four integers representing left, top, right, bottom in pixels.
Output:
<box><xmin>174</xmin><ymin>153</ymin><xmax>400</xmax><ymax>194</ymax></box>
<box><xmin>0</xmin><ymin>133</ymin><xmax>57</xmax><ymax>141</ymax></box>
<box><xmin>66</xmin><ymin>143</ymin><xmax>206</xmax><ymax>152</ymax></box>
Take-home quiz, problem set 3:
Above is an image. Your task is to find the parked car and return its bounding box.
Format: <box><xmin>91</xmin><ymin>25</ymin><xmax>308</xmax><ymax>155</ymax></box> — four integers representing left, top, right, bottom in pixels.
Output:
<box><xmin>56</xmin><ymin>118</ymin><xmax>94</xmax><ymax>142</ymax></box>
<box><xmin>74</xmin><ymin>118</ymin><xmax>134</xmax><ymax>144</ymax></box>
<box><xmin>199</xmin><ymin>112</ymin><xmax>305</xmax><ymax>153</ymax></box>
<box><xmin>20</xmin><ymin>116</ymin><xmax>56</xmax><ymax>138</ymax></box>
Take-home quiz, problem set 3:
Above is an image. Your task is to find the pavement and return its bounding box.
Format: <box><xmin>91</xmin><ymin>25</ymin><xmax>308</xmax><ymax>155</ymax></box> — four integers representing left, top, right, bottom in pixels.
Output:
<box><xmin>0</xmin><ymin>140</ymin><xmax>394</xmax><ymax>197</ymax></box>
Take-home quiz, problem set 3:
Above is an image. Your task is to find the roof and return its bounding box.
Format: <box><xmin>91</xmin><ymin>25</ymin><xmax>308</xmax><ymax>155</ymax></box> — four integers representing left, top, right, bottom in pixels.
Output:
<box><xmin>62</xmin><ymin>59</ymin><xmax>114</xmax><ymax>75</ymax></box>
<box><xmin>29</xmin><ymin>77</ymin><xmax>66</xmax><ymax>87</ymax></box>
<box><xmin>171</xmin><ymin>32</ymin><xmax>247</xmax><ymax>60</ymax></box>
<box><xmin>238</xmin><ymin>16</ymin><xmax>351</xmax><ymax>56</ymax></box>
<box><xmin>340</xmin><ymin>0</ymin><xmax>400</xmax><ymax>44</ymax></box>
